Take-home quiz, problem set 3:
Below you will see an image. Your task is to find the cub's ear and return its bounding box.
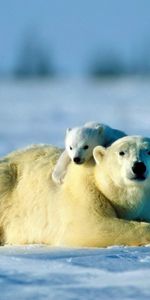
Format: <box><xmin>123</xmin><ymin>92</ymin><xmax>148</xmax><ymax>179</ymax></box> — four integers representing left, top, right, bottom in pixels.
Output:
<box><xmin>93</xmin><ymin>146</ymin><xmax>106</xmax><ymax>165</ymax></box>
<box><xmin>66</xmin><ymin>128</ymin><xmax>72</xmax><ymax>135</ymax></box>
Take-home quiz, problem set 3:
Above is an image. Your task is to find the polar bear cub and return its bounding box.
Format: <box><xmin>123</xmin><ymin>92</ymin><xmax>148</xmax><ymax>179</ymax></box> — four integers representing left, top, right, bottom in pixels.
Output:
<box><xmin>52</xmin><ymin>122</ymin><xmax>126</xmax><ymax>184</ymax></box>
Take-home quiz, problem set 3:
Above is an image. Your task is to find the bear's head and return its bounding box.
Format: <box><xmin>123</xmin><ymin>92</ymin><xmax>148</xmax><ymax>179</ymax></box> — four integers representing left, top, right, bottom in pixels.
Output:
<box><xmin>94</xmin><ymin>136</ymin><xmax>150</xmax><ymax>184</ymax></box>
<box><xmin>65</xmin><ymin>126</ymin><xmax>104</xmax><ymax>165</ymax></box>
<box><xmin>93</xmin><ymin>136</ymin><xmax>150</xmax><ymax>217</ymax></box>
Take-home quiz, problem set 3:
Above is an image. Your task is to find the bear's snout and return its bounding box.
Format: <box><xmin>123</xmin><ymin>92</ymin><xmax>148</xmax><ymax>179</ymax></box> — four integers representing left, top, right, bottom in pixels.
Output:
<box><xmin>73</xmin><ymin>157</ymin><xmax>82</xmax><ymax>164</ymax></box>
<box><xmin>132</xmin><ymin>161</ymin><xmax>146</xmax><ymax>179</ymax></box>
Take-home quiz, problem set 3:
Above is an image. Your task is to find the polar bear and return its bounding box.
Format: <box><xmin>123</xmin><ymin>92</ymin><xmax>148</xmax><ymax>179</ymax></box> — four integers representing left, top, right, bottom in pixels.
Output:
<box><xmin>94</xmin><ymin>135</ymin><xmax>150</xmax><ymax>222</ymax></box>
<box><xmin>52</xmin><ymin>122</ymin><xmax>126</xmax><ymax>184</ymax></box>
<box><xmin>0</xmin><ymin>137</ymin><xmax>149</xmax><ymax>247</ymax></box>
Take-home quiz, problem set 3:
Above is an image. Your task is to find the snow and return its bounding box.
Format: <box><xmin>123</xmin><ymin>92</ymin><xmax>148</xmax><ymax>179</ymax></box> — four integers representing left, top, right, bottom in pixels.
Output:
<box><xmin>1</xmin><ymin>76</ymin><xmax>150</xmax><ymax>156</ymax></box>
<box><xmin>0</xmin><ymin>77</ymin><xmax>150</xmax><ymax>299</ymax></box>
<box><xmin>1</xmin><ymin>246</ymin><xmax>150</xmax><ymax>299</ymax></box>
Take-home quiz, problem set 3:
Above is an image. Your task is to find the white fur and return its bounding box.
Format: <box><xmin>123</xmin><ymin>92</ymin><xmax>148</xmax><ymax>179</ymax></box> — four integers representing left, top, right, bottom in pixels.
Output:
<box><xmin>93</xmin><ymin>136</ymin><xmax>150</xmax><ymax>221</ymax></box>
<box><xmin>52</xmin><ymin>122</ymin><xmax>126</xmax><ymax>184</ymax></box>
<box><xmin>0</xmin><ymin>138</ymin><xmax>150</xmax><ymax>246</ymax></box>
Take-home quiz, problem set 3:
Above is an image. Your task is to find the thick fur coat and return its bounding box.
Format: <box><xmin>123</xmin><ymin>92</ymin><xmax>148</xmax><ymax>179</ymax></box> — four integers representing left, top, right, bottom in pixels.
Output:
<box><xmin>0</xmin><ymin>139</ymin><xmax>150</xmax><ymax>246</ymax></box>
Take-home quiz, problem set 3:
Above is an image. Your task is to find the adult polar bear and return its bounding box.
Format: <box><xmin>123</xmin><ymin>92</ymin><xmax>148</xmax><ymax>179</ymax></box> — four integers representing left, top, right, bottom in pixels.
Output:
<box><xmin>0</xmin><ymin>136</ymin><xmax>150</xmax><ymax>246</ymax></box>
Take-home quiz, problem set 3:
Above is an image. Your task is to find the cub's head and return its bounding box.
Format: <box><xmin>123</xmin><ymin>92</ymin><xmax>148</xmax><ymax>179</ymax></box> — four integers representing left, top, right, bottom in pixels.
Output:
<box><xmin>93</xmin><ymin>136</ymin><xmax>150</xmax><ymax>187</ymax></box>
<box><xmin>65</xmin><ymin>126</ymin><xmax>104</xmax><ymax>164</ymax></box>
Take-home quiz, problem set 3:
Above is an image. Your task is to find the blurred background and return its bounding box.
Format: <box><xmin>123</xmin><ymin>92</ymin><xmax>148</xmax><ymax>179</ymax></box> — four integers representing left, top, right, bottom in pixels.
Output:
<box><xmin>0</xmin><ymin>0</ymin><xmax>150</xmax><ymax>154</ymax></box>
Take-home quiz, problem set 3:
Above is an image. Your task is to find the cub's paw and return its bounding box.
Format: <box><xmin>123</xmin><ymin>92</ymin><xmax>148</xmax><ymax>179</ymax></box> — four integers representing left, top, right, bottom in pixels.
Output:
<box><xmin>52</xmin><ymin>171</ymin><xmax>64</xmax><ymax>185</ymax></box>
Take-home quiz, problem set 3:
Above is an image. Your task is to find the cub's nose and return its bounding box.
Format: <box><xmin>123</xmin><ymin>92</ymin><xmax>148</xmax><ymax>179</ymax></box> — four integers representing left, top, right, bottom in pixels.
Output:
<box><xmin>132</xmin><ymin>161</ymin><xmax>146</xmax><ymax>176</ymax></box>
<box><xmin>73</xmin><ymin>157</ymin><xmax>81</xmax><ymax>164</ymax></box>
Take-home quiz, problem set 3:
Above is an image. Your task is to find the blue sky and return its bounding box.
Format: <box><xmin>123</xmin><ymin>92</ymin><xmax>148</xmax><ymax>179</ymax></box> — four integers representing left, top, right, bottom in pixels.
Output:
<box><xmin>1</xmin><ymin>0</ymin><xmax>150</xmax><ymax>74</ymax></box>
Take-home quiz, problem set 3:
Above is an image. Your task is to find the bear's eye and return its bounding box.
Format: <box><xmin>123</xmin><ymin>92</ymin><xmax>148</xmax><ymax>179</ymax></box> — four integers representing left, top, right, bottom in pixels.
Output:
<box><xmin>147</xmin><ymin>150</ymin><xmax>150</xmax><ymax>155</ymax></box>
<box><xmin>83</xmin><ymin>145</ymin><xmax>89</xmax><ymax>150</ymax></box>
<box><xmin>119</xmin><ymin>151</ymin><xmax>125</xmax><ymax>156</ymax></box>
<box><xmin>70</xmin><ymin>146</ymin><xmax>72</xmax><ymax>150</ymax></box>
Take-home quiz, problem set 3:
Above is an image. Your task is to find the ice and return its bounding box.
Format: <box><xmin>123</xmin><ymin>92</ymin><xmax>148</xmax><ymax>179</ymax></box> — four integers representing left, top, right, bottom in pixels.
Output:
<box><xmin>0</xmin><ymin>246</ymin><xmax>150</xmax><ymax>299</ymax></box>
<box><xmin>0</xmin><ymin>77</ymin><xmax>150</xmax><ymax>299</ymax></box>
<box><xmin>1</xmin><ymin>77</ymin><xmax>150</xmax><ymax>156</ymax></box>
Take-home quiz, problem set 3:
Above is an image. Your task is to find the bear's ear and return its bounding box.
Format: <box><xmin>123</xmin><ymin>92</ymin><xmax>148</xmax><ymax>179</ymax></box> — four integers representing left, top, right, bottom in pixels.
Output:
<box><xmin>93</xmin><ymin>146</ymin><xmax>106</xmax><ymax>165</ymax></box>
<box><xmin>66</xmin><ymin>128</ymin><xmax>72</xmax><ymax>134</ymax></box>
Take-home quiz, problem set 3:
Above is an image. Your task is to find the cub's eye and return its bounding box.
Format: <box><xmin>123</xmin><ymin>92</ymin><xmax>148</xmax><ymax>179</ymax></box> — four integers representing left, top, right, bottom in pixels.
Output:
<box><xmin>119</xmin><ymin>151</ymin><xmax>125</xmax><ymax>156</ymax></box>
<box><xmin>83</xmin><ymin>145</ymin><xmax>89</xmax><ymax>150</ymax></box>
<box><xmin>70</xmin><ymin>146</ymin><xmax>72</xmax><ymax>150</ymax></box>
<box><xmin>147</xmin><ymin>150</ymin><xmax>150</xmax><ymax>155</ymax></box>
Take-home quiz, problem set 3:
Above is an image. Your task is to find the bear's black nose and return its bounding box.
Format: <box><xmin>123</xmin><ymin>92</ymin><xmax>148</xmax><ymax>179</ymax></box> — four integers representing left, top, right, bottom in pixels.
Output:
<box><xmin>132</xmin><ymin>161</ymin><xmax>146</xmax><ymax>176</ymax></box>
<box><xmin>73</xmin><ymin>157</ymin><xmax>81</xmax><ymax>164</ymax></box>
